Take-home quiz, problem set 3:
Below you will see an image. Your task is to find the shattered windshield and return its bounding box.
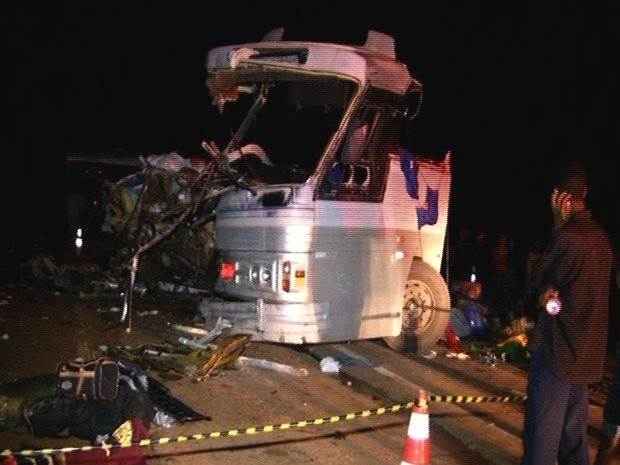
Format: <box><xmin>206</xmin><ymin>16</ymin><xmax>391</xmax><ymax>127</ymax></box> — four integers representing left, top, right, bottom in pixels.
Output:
<box><xmin>204</xmin><ymin>74</ymin><xmax>355</xmax><ymax>185</ymax></box>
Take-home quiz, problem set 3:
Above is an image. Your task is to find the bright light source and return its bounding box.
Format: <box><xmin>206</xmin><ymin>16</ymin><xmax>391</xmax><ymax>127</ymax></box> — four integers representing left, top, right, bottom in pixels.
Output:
<box><xmin>220</xmin><ymin>261</ymin><xmax>237</xmax><ymax>280</ymax></box>
<box><xmin>73</xmin><ymin>228</ymin><xmax>83</xmax><ymax>256</ymax></box>
<box><xmin>546</xmin><ymin>296</ymin><xmax>562</xmax><ymax>315</ymax></box>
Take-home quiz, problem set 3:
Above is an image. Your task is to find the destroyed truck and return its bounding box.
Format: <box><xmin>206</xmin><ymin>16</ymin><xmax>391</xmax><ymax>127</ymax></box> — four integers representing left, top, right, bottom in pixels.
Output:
<box><xmin>100</xmin><ymin>28</ymin><xmax>452</xmax><ymax>353</ymax></box>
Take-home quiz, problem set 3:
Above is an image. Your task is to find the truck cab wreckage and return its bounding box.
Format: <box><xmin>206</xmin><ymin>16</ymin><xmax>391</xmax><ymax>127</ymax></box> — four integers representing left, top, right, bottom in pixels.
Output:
<box><xmin>101</xmin><ymin>28</ymin><xmax>452</xmax><ymax>353</ymax></box>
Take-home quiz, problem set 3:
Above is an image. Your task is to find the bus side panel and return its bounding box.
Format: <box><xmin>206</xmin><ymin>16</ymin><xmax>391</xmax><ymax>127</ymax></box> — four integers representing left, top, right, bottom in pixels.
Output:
<box><xmin>386</xmin><ymin>151</ymin><xmax>452</xmax><ymax>273</ymax></box>
<box><xmin>310</xmin><ymin>218</ymin><xmax>416</xmax><ymax>340</ymax></box>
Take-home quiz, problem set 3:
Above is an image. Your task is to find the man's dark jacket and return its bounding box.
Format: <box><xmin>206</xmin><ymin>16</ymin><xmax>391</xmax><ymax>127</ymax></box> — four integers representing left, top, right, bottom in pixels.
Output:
<box><xmin>526</xmin><ymin>210</ymin><xmax>613</xmax><ymax>383</ymax></box>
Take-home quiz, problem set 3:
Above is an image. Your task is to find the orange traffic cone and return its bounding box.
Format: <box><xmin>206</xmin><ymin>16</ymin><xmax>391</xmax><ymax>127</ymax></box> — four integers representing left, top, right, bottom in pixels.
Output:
<box><xmin>401</xmin><ymin>389</ymin><xmax>431</xmax><ymax>465</ymax></box>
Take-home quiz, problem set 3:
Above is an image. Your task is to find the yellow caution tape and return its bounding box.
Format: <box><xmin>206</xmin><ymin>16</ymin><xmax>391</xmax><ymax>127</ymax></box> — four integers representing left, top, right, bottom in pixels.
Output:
<box><xmin>1</xmin><ymin>394</ymin><xmax>526</xmax><ymax>458</ymax></box>
<box><xmin>430</xmin><ymin>394</ymin><xmax>527</xmax><ymax>403</ymax></box>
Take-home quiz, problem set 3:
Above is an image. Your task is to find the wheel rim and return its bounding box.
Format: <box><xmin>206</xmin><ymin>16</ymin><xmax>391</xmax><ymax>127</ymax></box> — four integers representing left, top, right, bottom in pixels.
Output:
<box><xmin>402</xmin><ymin>278</ymin><xmax>435</xmax><ymax>335</ymax></box>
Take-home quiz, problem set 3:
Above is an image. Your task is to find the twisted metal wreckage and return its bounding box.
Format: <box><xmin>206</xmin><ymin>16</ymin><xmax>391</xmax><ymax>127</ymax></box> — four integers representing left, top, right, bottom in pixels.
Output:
<box><xmin>64</xmin><ymin>149</ymin><xmax>268</xmax><ymax>343</ymax></box>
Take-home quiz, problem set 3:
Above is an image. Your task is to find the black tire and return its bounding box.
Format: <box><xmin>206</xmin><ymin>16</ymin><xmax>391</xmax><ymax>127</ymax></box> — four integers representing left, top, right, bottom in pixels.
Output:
<box><xmin>383</xmin><ymin>259</ymin><xmax>451</xmax><ymax>353</ymax></box>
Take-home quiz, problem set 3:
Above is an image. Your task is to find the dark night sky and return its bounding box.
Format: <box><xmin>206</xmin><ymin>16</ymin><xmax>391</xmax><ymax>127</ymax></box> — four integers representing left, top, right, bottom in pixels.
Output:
<box><xmin>5</xmin><ymin>1</ymin><xmax>617</xmax><ymax>251</ymax></box>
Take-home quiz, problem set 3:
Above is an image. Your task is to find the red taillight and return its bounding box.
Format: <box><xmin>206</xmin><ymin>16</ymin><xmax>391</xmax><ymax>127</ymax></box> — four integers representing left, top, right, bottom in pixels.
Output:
<box><xmin>220</xmin><ymin>261</ymin><xmax>237</xmax><ymax>280</ymax></box>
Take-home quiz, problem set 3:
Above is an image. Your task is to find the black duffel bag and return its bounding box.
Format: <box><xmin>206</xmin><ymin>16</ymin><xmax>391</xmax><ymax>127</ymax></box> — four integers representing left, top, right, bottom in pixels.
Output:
<box><xmin>56</xmin><ymin>356</ymin><xmax>120</xmax><ymax>401</ymax></box>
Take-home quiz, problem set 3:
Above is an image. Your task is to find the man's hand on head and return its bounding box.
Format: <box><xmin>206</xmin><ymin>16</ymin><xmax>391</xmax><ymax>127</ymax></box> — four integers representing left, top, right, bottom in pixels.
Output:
<box><xmin>551</xmin><ymin>188</ymin><xmax>572</xmax><ymax>228</ymax></box>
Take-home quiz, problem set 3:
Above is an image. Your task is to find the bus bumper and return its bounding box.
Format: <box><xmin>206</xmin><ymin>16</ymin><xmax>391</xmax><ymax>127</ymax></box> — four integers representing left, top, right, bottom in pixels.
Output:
<box><xmin>198</xmin><ymin>298</ymin><xmax>330</xmax><ymax>344</ymax></box>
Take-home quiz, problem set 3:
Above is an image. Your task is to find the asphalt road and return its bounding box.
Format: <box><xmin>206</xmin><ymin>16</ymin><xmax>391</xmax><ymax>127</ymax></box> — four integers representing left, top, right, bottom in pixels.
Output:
<box><xmin>0</xmin><ymin>283</ymin><xmax>499</xmax><ymax>465</ymax></box>
<box><xmin>0</xmin><ymin>236</ymin><xmax>616</xmax><ymax>465</ymax></box>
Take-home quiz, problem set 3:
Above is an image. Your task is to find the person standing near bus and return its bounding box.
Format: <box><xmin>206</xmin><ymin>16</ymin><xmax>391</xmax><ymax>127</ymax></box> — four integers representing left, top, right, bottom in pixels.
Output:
<box><xmin>521</xmin><ymin>159</ymin><xmax>614</xmax><ymax>465</ymax></box>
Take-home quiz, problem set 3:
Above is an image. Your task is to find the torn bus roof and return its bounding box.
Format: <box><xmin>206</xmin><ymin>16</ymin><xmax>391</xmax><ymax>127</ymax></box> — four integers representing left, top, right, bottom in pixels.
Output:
<box><xmin>206</xmin><ymin>29</ymin><xmax>421</xmax><ymax>96</ymax></box>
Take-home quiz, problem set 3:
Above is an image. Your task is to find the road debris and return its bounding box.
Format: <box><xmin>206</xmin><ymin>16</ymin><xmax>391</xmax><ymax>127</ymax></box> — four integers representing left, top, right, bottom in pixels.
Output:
<box><xmin>237</xmin><ymin>356</ymin><xmax>309</xmax><ymax>377</ymax></box>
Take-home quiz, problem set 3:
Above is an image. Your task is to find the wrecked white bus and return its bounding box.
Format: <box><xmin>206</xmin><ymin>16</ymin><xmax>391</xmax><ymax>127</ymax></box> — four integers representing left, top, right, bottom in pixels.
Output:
<box><xmin>197</xmin><ymin>28</ymin><xmax>452</xmax><ymax>353</ymax></box>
